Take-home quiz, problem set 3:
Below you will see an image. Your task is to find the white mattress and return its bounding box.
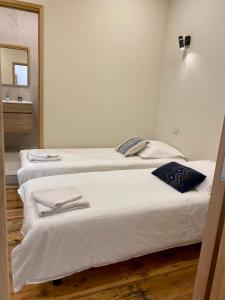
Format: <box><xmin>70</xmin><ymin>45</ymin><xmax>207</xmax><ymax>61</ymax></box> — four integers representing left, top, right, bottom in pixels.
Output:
<box><xmin>13</xmin><ymin>166</ymin><xmax>210</xmax><ymax>292</ymax></box>
<box><xmin>18</xmin><ymin>148</ymin><xmax>186</xmax><ymax>185</ymax></box>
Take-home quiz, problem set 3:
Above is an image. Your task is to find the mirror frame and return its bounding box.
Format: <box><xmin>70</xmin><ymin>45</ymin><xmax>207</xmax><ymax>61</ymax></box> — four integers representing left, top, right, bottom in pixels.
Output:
<box><xmin>0</xmin><ymin>43</ymin><xmax>30</xmax><ymax>88</ymax></box>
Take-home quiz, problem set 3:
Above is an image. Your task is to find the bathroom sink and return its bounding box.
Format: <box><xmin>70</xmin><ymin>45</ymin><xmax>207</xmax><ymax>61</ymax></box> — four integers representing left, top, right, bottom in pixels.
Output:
<box><xmin>2</xmin><ymin>99</ymin><xmax>32</xmax><ymax>104</ymax></box>
<box><xmin>2</xmin><ymin>99</ymin><xmax>33</xmax><ymax>133</ymax></box>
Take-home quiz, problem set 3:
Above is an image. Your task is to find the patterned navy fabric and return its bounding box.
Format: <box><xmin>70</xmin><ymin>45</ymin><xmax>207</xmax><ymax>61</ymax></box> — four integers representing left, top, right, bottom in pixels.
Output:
<box><xmin>117</xmin><ymin>137</ymin><xmax>145</xmax><ymax>155</ymax></box>
<box><xmin>152</xmin><ymin>162</ymin><xmax>206</xmax><ymax>193</ymax></box>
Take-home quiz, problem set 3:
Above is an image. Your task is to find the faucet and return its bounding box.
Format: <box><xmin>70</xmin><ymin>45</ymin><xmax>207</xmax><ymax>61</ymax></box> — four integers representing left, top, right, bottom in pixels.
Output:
<box><xmin>5</xmin><ymin>94</ymin><xmax>10</xmax><ymax>101</ymax></box>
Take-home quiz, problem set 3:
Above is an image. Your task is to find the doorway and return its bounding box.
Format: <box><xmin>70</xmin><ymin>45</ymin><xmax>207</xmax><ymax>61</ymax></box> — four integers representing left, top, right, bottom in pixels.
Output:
<box><xmin>0</xmin><ymin>0</ymin><xmax>43</xmax><ymax>186</ymax></box>
<box><xmin>0</xmin><ymin>1</ymin><xmax>43</xmax><ymax>299</ymax></box>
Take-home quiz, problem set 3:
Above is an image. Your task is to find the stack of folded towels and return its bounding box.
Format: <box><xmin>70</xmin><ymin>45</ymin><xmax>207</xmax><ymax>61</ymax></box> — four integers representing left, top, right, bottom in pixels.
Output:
<box><xmin>28</xmin><ymin>151</ymin><xmax>61</xmax><ymax>162</ymax></box>
<box><xmin>31</xmin><ymin>187</ymin><xmax>90</xmax><ymax>217</ymax></box>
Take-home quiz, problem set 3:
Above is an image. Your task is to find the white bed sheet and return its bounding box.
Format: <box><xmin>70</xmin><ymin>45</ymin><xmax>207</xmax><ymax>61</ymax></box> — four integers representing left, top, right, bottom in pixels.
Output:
<box><xmin>13</xmin><ymin>167</ymin><xmax>209</xmax><ymax>292</ymax></box>
<box><xmin>18</xmin><ymin>148</ymin><xmax>186</xmax><ymax>185</ymax></box>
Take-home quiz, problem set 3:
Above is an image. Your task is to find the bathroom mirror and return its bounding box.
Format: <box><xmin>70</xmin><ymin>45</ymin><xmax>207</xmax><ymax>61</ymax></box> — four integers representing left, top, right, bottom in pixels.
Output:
<box><xmin>0</xmin><ymin>44</ymin><xmax>29</xmax><ymax>87</ymax></box>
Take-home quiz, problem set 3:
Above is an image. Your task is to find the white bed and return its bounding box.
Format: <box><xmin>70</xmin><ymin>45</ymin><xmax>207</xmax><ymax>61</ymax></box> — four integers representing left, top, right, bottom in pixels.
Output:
<box><xmin>18</xmin><ymin>143</ymin><xmax>186</xmax><ymax>185</ymax></box>
<box><xmin>12</xmin><ymin>160</ymin><xmax>215</xmax><ymax>292</ymax></box>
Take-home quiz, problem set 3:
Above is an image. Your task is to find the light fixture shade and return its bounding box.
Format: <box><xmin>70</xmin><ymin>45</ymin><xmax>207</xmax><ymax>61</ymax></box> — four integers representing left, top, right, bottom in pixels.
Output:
<box><xmin>178</xmin><ymin>36</ymin><xmax>184</xmax><ymax>49</ymax></box>
<box><xmin>185</xmin><ymin>35</ymin><xmax>191</xmax><ymax>47</ymax></box>
<box><xmin>178</xmin><ymin>35</ymin><xmax>191</xmax><ymax>50</ymax></box>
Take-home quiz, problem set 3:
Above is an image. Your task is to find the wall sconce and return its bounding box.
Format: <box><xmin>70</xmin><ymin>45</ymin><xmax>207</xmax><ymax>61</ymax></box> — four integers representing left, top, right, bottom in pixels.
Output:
<box><xmin>178</xmin><ymin>35</ymin><xmax>191</xmax><ymax>50</ymax></box>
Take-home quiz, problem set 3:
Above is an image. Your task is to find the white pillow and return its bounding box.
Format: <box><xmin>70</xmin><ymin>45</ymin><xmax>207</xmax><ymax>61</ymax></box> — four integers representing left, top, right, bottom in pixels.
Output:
<box><xmin>183</xmin><ymin>160</ymin><xmax>216</xmax><ymax>195</ymax></box>
<box><xmin>138</xmin><ymin>140</ymin><xmax>186</xmax><ymax>159</ymax></box>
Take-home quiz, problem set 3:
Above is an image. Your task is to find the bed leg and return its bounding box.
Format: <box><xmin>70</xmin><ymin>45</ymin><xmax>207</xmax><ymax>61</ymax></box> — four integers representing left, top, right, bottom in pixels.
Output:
<box><xmin>52</xmin><ymin>279</ymin><xmax>62</xmax><ymax>286</ymax></box>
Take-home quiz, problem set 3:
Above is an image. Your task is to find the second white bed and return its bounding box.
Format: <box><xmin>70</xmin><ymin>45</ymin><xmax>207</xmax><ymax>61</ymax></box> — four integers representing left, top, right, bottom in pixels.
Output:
<box><xmin>18</xmin><ymin>143</ymin><xmax>186</xmax><ymax>185</ymax></box>
<box><xmin>12</xmin><ymin>160</ymin><xmax>214</xmax><ymax>292</ymax></box>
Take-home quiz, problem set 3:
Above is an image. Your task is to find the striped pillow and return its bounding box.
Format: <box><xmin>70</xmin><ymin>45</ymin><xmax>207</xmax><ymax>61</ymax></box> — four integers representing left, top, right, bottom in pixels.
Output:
<box><xmin>116</xmin><ymin>137</ymin><xmax>148</xmax><ymax>157</ymax></box>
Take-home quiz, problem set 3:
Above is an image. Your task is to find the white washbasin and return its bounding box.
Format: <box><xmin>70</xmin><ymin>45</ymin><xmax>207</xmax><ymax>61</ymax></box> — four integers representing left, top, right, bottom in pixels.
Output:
<box><xmin>2</xmin><ymin>99</ymin><xmax>32</xmax><ymax>105</ymax></box>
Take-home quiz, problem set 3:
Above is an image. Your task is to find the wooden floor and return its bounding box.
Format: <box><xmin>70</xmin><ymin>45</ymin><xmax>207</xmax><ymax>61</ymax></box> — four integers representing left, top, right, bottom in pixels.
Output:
<box><xmin>7</xmin><ymin>186</ymin><xmax>201</xmax><ymax>300</ymax></box>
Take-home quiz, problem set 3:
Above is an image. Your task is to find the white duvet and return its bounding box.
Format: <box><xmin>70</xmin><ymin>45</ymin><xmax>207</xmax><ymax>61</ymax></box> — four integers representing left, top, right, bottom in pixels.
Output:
<box><xmin>18</xmin><ymin>148</ymin><xmax>186</xmax><ymax>185</ymax></box>
<box><xmin>13</xmin><ymin>166</ymin><xmax>210</xmax><ymax>292</ymax></box>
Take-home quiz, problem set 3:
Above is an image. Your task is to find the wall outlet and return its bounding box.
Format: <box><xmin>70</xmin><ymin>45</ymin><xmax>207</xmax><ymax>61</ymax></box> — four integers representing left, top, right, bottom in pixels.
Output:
<box><xmin>173</xmin><ymin>128</ymin><xmax>180</xmax><ymax>135</ymax></box>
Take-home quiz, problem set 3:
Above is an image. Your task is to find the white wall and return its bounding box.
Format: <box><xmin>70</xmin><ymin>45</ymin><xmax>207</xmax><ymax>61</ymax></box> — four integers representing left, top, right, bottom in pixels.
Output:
<box><xmin>29</xmin><ymin>0</ymin><xmax>168</xmax><ymax>148</ymax></box>
<box><xmin>154</xmin><ymin>0</ymin><xmax>225</xmax><ymax>160</ymax></box>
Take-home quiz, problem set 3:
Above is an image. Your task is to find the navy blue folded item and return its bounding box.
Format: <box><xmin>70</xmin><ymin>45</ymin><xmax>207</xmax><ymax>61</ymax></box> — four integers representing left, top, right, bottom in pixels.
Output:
<box><xmin>152</xmin><ymin>162</ymin><xmax>206</xmax><ymax>193</ymax></box>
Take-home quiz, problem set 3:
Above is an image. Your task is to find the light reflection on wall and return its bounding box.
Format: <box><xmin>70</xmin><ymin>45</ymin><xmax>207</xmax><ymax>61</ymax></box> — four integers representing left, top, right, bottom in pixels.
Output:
<box><xmin>180</xmin><ymin>52</ymin><xmax>201</xmax><ymax>79</ymax></box>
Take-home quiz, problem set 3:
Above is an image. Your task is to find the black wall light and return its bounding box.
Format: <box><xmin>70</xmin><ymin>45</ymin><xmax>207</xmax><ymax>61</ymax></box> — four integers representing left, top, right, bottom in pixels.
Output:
<box><xmin>178</xmin><ymin>35</ymin><xmax>191</xmax><ymax>50</ymax></box>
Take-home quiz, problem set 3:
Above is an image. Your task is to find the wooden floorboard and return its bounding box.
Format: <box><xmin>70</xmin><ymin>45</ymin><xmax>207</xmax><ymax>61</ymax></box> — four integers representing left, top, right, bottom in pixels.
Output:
<box><xmin>7</xmin><ymin>187</ymin><xmax>200</xmax><ymax>300</ymax></box>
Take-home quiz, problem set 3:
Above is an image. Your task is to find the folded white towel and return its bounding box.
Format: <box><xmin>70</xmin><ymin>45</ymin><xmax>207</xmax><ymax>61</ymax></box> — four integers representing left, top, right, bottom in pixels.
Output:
<box><xmin>31</xmin><ymin>187</ymin><xmax>83</xmax><ymax>209</ymax></box>
<box><xmin>35</xmin><ymin>199</ymin><xmax>90</xmax><ymax>217</ymax></box>
<box><xmin>28</xmin><ymin>153</ymin><xmax>61</xmax><ymax>162</ymax></box>
<box><xmin>29</xmin><ymin>151</ymin><xmax>59</xmax><ymax>159</ymax></box>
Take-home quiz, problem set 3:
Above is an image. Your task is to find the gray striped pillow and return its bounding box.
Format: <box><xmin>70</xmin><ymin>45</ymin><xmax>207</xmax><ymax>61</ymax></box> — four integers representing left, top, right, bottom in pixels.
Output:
<box><xmin>116</xmin><ymin>137</ymin><xmax>148</xmax><ymax>157</ymax></box>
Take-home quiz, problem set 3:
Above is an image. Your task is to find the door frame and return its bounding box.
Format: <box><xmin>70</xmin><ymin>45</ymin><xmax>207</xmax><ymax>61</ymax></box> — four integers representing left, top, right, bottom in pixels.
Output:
<box><xmin>0</xmin><ymin>0</ymin><xmax>44</xmax><ymax>148</ymax></box>
<box><xmin>193</xmin><ymin>118</ymin><xmax>225</xmax><ymax>299</ymax></box>
<box><xmin>0</xmin><ymin>1</ymin><xmax>43</xmax><ymax>299</ymax></box>
<box><xmin>210</xmin><ymin>210</ymin><xmax>225</xmax><ymax>299</ymax></box>
<box><xmin>0</xmin><ymin>90</ymin><xmax>9</xmax><ymax>300</ymax></box>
